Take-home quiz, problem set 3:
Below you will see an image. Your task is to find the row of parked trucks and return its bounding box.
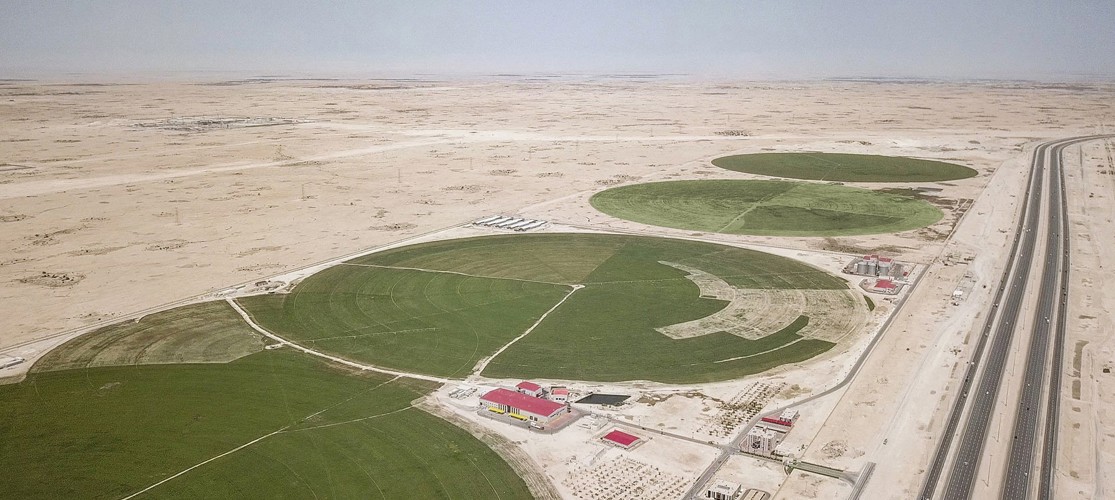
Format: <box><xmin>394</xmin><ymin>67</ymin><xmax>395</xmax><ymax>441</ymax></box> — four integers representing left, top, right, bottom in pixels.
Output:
<box><xmin>473</xmin><ymin>215</ymin><xmax>547</xmax><ymax>231</ymax></box>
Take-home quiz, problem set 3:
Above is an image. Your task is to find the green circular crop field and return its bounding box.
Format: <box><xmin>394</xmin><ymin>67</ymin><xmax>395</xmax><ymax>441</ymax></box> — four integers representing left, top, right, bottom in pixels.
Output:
<box><xmin>239</xmin><ymin>233</ymin><xmax>862</xmax><ymax>384</ymax></box>
<box><xmin>590</xmin><ymin>179</ymin><xmax>942</xmax><ymax>236</ymax></box>
<box><xmin>711</xmin><ymin>152</ymin><xmax>978</xmax><ymax>182</ymax></box>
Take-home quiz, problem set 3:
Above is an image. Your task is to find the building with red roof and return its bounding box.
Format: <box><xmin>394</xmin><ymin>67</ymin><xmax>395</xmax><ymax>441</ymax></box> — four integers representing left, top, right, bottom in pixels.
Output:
<box><xmin>515</xmin><ymin>380</ymin><xmax>545</xmax><ymax>397</ymax></box>
<box><xmin>481</xmin><ymin>388</ymin><xmax>568</xmax><ymax>425</ymax></box>
<box><xmin>550</xmin><ymin>387</ymin><xmax>570</xmax><ymax>403</ymax></box>
<box><xmin>760</xmin><ymin>416</ymin><xmax>794</xmax><ymax>430</ymax></box>
<box><xmin>602</xmin><ymin>429</ymin><xmax>642</xmax><ymax>449</ymax></box>
<box><xmin>863</xmin><ymin>277</ymin><xmax>903</xmax><ymax>295</ymax></box>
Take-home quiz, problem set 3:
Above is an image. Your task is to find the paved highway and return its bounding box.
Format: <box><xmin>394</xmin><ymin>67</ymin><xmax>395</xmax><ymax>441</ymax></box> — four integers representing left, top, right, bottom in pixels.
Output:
<box><xmin>1001</xmin><ymin>137</ymin><xmax>1101</xmax><ymax>500</ymax></box>
<box><xmin>1037</xmin><ymin>139</ymin><xmax>1076</xmax><ymax>500</ymax></box>
<box><xmin>920</xmin><ymin>135</ymin><xmax>1111</xmax><ymax>500</ymax></box>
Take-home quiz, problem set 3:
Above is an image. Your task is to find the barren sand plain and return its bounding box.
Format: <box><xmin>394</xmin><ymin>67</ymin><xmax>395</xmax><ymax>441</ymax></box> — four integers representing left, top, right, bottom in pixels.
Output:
<box><xmin>2</xmin><ymin>77</ymin><xmax>1114</xmax><ymax>498</ymax></box>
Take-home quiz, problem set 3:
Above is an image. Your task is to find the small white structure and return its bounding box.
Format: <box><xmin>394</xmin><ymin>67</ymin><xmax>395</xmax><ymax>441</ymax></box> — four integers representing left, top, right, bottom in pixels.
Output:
<box><xmin>705</xmin><ymin>480</ymin><xmax>741</xmax><ymax>500</ymax></box>
<box><xmin>519</xmin><ymin>220</ymin><xmax>546</xmax><ymax>231</ymax></box>
<box><xmin>779</xmin><ymin>409</ymin><xmax>799</xmax><ymax>424</ymax></box>
<box><xmin>472</xmin><ymin>215</ymin><xmax>548</xmax><ymax>232</ymax></box>
<box><xmin>482</xmin><ymin>216</ymin><xmax>511</xmax><ymax>226</ymax></box>
<box><xmin>495</xmin><ymin>218</ymin><xmax>523</xmax><ymax>228</ymax></box>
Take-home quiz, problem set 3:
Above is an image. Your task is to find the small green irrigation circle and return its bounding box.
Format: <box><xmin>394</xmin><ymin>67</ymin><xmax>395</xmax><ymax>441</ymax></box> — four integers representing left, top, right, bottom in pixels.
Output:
<box><xmin>711</xmin><ymin>152</ymin><xmax>978</xmax><ymax>182</ymax></box>
<box><xmin>590</xmin><ymin>179</ymin><xmax>943</xmax><ymax>236</ymax></box>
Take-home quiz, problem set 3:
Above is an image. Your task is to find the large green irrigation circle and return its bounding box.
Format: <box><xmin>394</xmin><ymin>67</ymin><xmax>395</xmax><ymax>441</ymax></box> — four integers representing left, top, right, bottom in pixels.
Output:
<box><xmin>590</xmin><ymin>179</ymin><xmax>943</xmax><ymax>236</ymax></box>
<box><xmin>711</xmin><ymin>152</ymin><xmax>978</xmax><ymax>182</ymax></box>
<box><xmin>238</xmin><ymin>233</ymin><xmax>860</xmax><ymax>384</ymax></box>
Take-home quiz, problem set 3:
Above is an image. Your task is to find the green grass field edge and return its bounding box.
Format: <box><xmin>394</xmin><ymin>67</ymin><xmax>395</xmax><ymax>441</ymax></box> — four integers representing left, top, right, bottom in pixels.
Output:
<box><xmin>710</xmin><ymin>152</ymin><xmax>979</xmax><ymax>182</ymax></box>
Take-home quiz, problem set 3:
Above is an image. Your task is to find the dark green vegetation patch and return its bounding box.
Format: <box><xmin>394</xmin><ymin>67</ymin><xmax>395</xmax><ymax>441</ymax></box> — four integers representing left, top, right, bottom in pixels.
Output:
<box><xmin>1</xmin><ymin>340</ymin><xmax>530</xmax><ymax>498</ymax></box>
<box><xmin>241</xmin><ymin>233</ymin><xmax>848</xmax><ymax>383</ymax></box>
<box><xmin>590</xmin><ymin>179</ymin><xmax>943</xmax><ymax>236</ymax></box>
<box><xmin>711</xmin><ymin>152</ymin><xmax>978</xmax><ymax>182</ymax></box>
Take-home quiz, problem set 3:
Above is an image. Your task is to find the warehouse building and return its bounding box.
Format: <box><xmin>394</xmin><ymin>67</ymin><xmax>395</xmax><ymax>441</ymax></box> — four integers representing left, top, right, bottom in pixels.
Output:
<box><xmin>480</xmin><ymin>388</ymin><xmax>569</xmax><ymax>426</ymax></box>
<box><xmin>601</xmin><ymin>429</ymin><xmax>643</xmax><ymax>450</ymax></box>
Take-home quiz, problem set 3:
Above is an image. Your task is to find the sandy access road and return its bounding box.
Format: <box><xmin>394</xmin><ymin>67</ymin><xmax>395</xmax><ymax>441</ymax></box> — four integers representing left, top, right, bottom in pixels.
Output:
<box><xmin>2</xmin><ymin>78</ymin><xmax>1115</xmax><ymax>497</ymax></box>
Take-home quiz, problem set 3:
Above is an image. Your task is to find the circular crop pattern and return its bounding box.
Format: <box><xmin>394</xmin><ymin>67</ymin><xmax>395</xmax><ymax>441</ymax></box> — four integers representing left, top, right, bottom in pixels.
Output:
<box><xmin>590</xmin><ymin>179</ymin><xmax>942</xmax><ymax>236</ymax></box>
<box><xmin>239</xmin><ymin>233</ymin><xmax>865</xmax><ymax>383</ymax></box>
<box><xmin>711</xmin><ymin>152</ymin><xmax>978</xmax><ymax>182</ymax></box>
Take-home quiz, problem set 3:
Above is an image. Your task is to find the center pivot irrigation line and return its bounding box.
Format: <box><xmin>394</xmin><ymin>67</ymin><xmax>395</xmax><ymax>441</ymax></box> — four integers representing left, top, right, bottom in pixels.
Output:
<box><xmin>471</xmin><ymin>284</ymin><xmax>583</xmax><ymax>375</ymax></box>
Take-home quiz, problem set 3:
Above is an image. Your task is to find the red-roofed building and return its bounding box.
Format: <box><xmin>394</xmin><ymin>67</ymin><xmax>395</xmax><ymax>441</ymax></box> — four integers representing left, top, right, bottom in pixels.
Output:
<box><xmin>516</xmin><ymin>381</ymin><xmax>545</xmax><ymax>397</ymax></box>
<box><xmin>864</xmin><ymin>277</ymin><xmax>903</xmax><ymax>295</ymax></box>
<box><xmin>550</xmin><ymin>387</ymin><xmax>570</xmax><ymax>403</ymax></box>
<box><xmin>602</xmin><ymin>429</ymin><xmax>642</xmax><ymax>449</ymax></box>
<box><xmin>760</xmin><ymin>416</ymin><xmax>794</xmax><ymax>430</ymax></box>
<box><xmin>481</xmin><ymin>388</ymin><xmax>568</xmax><ymax>425</ymax></box>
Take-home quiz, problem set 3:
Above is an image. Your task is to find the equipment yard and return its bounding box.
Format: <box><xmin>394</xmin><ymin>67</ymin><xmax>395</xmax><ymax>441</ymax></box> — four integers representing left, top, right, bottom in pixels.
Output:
<box><xmin>2</xmin><ymin>76</ymin><xmax>1114</xmax><ymax>500</ymax></box>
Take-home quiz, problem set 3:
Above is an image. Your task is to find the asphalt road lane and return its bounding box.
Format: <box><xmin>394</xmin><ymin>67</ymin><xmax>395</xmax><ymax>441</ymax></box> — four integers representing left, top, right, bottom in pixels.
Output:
<box><xmin>922</xmin><ymin>136</ymin><xmax>1111</xmax><ymax>500</ymax></box>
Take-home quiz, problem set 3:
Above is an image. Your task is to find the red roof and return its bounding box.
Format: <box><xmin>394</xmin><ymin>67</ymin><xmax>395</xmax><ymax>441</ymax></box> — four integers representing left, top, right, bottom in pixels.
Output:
<box><xmin>516</xmin><ymin>381</ymin><xmax>542</xmax><ymax>392</ymax></box>
<box><xmin>482</xmin><ymin>388</ymin><xmax>563</xmax><ymax>416</ymax></box>
<box><xmin>761</xmin><ymin>416</ymin><xmax>794</xmax><ymax>427</ymax></box>
<box><xmin>879</xmin><ymin>257</ymin><xmax>893</xmax><ymax>263</ymax></box>
<box><xmin>603</xmin><ymin>430</ymin><xmax>640</xmax><ymax>447</ymax></box>
<box><xmin>552</xmin><ymin>388</ymin><xmax>570</xmax><ymax>395</ymax></box>
<box><xmin>876</xmin><ymin>279</ymin><xmax>897</xmax><ymax>289</ymax></box>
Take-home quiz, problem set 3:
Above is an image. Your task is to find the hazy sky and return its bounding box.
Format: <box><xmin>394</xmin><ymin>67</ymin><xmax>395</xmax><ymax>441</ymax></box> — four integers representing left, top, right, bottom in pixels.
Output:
<box><xmin>2</xmin><ymin>0</ymin><xmax>1113</xmax><ymax>79</ymax></box>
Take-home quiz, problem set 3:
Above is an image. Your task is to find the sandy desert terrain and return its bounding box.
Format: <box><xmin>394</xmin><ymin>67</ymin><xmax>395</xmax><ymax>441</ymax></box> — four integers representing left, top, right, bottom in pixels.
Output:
<box><xmin>2</xmin><ymin>77</ymin><xmax>1113</xmax><ymax>498</ymax></box>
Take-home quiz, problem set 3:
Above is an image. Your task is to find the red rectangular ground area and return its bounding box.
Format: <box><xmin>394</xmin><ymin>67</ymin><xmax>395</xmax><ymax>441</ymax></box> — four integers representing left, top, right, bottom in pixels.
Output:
<box><xmin>602</xmin><ymin>429</ymin><xmax>640</xmax><ymax>447</ymax></box>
